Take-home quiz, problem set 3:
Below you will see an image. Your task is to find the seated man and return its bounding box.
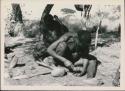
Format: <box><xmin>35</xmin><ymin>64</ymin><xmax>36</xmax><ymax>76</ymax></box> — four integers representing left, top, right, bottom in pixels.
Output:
<box><xmin>47</xmin><ymin>30</ymin><xmax>97</xmax><ymax>78</ymax></box>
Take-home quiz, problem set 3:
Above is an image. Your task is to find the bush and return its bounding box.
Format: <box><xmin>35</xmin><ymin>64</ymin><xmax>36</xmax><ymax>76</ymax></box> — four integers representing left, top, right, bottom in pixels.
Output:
<box><xmin>23</xmin><ymin>20</ymin><xmax>40</xmax><ymax>38</ymax></box>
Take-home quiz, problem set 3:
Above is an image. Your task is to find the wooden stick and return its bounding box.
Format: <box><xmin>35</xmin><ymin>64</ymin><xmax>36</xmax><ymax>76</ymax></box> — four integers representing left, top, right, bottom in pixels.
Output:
<box><xmin>36</xmin><ymin>61</ymin><xmax>53</xmax><ymax>70</ymax></box>
<box><xmin>94</xmin><ymin>20</ymin><xmax>102</xmax><ymax>49</ymax></box>
<box><xmin>12</xmin><ymin>72</ymin><xmax>51</xmax><ymax>80</ymax></box>
<box><xmin>12</xmin><ymin>61</ymin><xmax>53</xmax><ymax>80</ymax></box>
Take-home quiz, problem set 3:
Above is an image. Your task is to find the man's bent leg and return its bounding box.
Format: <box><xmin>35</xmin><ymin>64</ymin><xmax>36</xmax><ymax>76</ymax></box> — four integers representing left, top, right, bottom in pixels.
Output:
<box><xmin>87</xmin><ymin>59</ymin><xmax>97</xmax><ymax>78</ymax></box>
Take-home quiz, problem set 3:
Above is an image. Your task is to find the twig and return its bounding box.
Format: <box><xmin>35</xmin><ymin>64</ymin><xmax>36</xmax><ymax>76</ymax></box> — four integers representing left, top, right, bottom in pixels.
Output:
<box><xmin>94</xmin><ymin>20</ymin><xmax>102</xmax><ymax>49</ymax></box>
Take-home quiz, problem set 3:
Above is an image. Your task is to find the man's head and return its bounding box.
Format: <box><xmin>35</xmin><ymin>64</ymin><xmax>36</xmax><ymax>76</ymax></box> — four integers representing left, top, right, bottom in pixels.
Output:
<box><xmin>77</xmin><ymin>30</ymin><xmax>91</xmax><ymax>50</ymax></box>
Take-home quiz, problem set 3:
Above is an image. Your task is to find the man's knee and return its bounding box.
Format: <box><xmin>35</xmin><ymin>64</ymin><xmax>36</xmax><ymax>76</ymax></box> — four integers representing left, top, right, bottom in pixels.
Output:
<box><xmin>89</xmin><ymin>60</ymin><xmax>97</xmax><ymax>65</ymax></box>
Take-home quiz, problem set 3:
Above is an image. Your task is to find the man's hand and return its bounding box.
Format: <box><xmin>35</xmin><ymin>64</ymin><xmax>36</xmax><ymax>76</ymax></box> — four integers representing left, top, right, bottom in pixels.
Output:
<box><xmin>63</xmin><ymin>60</ymin><xmax>74</xmax><ymax>72</ymax></box>
<box><xmin>64</xmin><ymin>60</ymin><xmax>72</xmax><ymax>67</ymax></box>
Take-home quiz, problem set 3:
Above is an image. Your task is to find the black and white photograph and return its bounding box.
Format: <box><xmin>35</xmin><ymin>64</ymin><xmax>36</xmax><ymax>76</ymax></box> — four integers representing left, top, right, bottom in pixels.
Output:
<box><xmin>0</xmin><ymin>0</ymin><xmax>125</xmax><ymax>90</ymax></box>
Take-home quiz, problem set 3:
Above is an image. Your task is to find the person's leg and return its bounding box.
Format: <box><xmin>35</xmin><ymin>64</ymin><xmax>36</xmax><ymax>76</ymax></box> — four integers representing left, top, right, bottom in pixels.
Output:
<box><xmin>87</xmin><ymin>59</ymin><xmax>97</xmax><ymax>78</ymax></box>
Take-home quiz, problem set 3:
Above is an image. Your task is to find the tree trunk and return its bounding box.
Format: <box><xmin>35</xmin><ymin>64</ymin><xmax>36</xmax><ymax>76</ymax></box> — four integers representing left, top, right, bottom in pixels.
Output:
<box><xmin>40</xmin><ymin>4</ymin><xmax>54</xmax><ymax>23</ymax></box>
<box><xmin>9</xmin><ymin>4</ymin><xmax>24</xmax><ymax>37</ymax></box>
<box><xmin>11</xmin><ymin>4</ymin><xmax>23</xmax><ymax>23</ymax></box>
<box><xmin>38</xmin><ymin>4</ymin><xmax>54</xmax><ymax>41</ymax></box>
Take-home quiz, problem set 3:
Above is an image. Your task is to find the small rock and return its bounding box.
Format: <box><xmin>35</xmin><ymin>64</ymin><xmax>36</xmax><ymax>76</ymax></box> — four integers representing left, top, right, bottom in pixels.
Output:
<box><xmin>43</xmin><ymin>56</ymin><xmax>56</xmax><ymax>67</ymax></box>
<box><xmin>51</xmin><ymin>67</ymin><xmax>67</xmax><ymax>77</ymax></box>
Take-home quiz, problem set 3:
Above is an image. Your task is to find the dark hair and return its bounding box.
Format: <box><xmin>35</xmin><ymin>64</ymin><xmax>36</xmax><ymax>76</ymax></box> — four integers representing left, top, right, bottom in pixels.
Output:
<box><xmin>77</xmin><ymin>30</ymin><xmax>91</xmax><ymax>47</ymax></box>
<box><xmin>77</xmin><ymin>30</ymin><xmax>91</xmax><ymax>57</ymax></box>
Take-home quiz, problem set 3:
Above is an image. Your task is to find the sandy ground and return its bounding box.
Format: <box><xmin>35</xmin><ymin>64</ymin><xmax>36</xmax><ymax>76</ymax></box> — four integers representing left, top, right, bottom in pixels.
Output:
<box><xmin>4</xmin><ymin>36</ymin><xmax>120</xmax><ymax>86</ymax></box>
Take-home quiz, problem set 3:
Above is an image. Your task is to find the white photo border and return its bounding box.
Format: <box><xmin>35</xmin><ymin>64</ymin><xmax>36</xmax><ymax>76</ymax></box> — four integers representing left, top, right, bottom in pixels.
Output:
<box><xmin>1</xmin><ymin>0</ymin><xmax>125</xmax><ymax>90</ymax></box>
